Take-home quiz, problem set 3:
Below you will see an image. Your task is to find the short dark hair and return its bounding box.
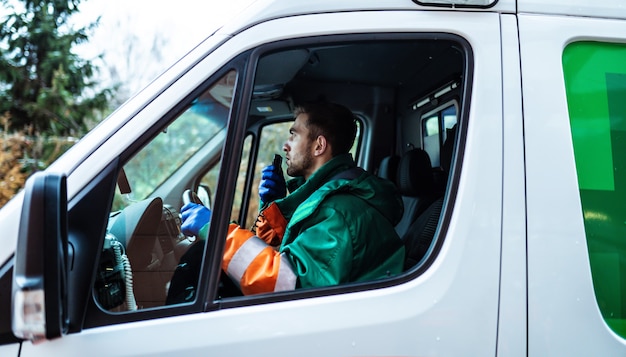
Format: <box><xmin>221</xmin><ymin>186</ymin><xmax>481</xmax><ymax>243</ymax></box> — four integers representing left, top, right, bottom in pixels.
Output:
<box><xmin>293</xmin><ymin>102</ymin><xmax>357</xmax><ymax>156</ymax></box>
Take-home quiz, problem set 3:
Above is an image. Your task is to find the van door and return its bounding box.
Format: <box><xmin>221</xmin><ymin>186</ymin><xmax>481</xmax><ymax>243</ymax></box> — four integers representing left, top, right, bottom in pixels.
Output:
<box><xmin>520</xmin><ymin>11</ymin><xmax>626</xmax><ymax>355</ymax></box>
<box><xmin>19</xmin><ymin>9</ymin><xmax>505</xmax><ymax>356</ymax></box>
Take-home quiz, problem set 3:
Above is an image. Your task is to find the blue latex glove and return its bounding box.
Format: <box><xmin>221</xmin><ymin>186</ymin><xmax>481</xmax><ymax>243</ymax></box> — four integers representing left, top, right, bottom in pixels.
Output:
<box><xmin>180</xmin><ymin>202</ymin><xmax>211</xmax><ymax>237</ymax></box>
<box><xmin>258</xmin><ymin>164</ymin><xmax>286</xmax><ymax>204</ymax></box>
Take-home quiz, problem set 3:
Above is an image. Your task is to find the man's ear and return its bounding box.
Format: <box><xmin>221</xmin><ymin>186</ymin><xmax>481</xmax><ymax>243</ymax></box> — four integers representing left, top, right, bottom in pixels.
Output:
<box><xmin>313</xmin><ymin>135</ymin><xmax>329</xmax><ymax>156</ymax></box>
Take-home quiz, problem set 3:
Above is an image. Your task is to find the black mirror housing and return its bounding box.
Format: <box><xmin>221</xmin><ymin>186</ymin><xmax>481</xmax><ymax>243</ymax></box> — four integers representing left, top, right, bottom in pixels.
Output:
<box><xmin>12</xmin><ymin>172</ymin><xmax>68</xmax><ymax>341</ymax></box>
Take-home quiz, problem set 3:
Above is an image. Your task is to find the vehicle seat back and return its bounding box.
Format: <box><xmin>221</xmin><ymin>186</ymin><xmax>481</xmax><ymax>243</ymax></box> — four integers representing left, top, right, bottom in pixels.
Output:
<box><xmin>403</xmin><ymin>126</ymin><xmax>457</xmax><ymax>269</ymax></box>
<box><xmin>403</xmin><ymin>197</ymin><xmax>443</xmax><ymax>269</ymax></box>
<box><xmin>376</xmin><ymin>154</ymin><xmax>400</xmax><ymax>184</ymax></box>
<box><xmin>394</xmin><ymin>148</ymin><xmax>438</xmax><ymax>238</ymax></box>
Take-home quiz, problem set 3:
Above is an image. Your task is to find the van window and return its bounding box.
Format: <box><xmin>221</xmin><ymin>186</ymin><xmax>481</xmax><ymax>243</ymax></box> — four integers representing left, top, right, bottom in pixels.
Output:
<box><xmin>563</xmin><ymin>41</ymin><xmax>626</xmax><ymax>339</ymax></box>
<box><xmin>95</xmin><ymin>70</ymin><xmax>236</xmax><ymax>311</ymax></box>
<box><xmin>422</xmin><ymin>103</ymin><xmax>457</xmax><ymax>167</ymax></box>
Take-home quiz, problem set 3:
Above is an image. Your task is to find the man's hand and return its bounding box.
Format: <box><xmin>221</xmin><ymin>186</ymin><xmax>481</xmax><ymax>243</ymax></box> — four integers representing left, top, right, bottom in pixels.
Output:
<box><xmin>181</xmin><ymin>202</ymin><xmax>211</xmax><ymax>237</ymax></box>
<box><xmin>258</xmin><ymin>165</ymin><xmax>286</xmax><ymax>204</ymax></box>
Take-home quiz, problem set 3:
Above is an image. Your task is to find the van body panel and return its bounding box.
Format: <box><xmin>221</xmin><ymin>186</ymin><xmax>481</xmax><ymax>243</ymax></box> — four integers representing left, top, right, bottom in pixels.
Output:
<box><xmin>519</xmin><ymin>13</ymin><xmax>626</xmax><ymax>355</ymax></box>
<box><xmin>215</xmin><ymin>0</ymin><xmax>517</xmax><ymax>38</ymax></box>
<box><xmin>0</xmin><ymin>194</ymin><xmax>21</xmax><ymax>266</ymax></box>
<box><xmin>0</xmin><ymin>344</ymin><xmax>19</xmax><ymax>356</ymax></box>
<box><xmin>520</xmin><ymin>0</ymin><xmax>626</xmax><ymax>20</ymax></box>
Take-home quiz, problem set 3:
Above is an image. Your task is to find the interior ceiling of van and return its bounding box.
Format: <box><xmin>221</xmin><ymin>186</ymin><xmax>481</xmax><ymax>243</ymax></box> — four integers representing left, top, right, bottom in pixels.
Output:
<box><xmin>251</xmin><ymin>39</ymin><xmax>463</xmax><ymax>118</ymax></box>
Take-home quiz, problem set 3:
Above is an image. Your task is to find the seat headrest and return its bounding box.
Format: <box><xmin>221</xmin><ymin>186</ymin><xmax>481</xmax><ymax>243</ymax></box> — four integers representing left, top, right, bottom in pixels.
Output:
<box><xmin>397</xmin><ymin>149</ymin><xmax>434</xmax><ymax>197</ymax></box>
<box><xmin>376</xmin><ymin>155</ymin><xmax>400</xmax><ymax>184</ymax></box>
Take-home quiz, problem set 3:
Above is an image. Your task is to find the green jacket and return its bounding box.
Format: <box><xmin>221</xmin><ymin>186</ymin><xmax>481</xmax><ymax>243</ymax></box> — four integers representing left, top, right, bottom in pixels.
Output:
<box><xmin>273</xmin><ymin>154</ymin><xmax>405</xmax><ymax>289</ymax></box>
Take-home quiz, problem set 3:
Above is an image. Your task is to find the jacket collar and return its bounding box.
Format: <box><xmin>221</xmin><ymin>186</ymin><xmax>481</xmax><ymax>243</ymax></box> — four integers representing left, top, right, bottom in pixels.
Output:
<box><xmin>275</xmin><ymin>153</ymin><xmax>355</xmax><ymax>221</ymax></box>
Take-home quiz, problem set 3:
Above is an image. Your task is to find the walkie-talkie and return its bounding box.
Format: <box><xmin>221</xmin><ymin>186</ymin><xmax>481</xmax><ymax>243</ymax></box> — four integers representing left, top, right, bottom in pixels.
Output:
<box><xmin>272</xmin><ymin>154</ymin><xmax>284</xmax><ymax>179</ymax></box>
<box><xmin>253</xmin><ymin>154</ymin><xmax>284</xmax><ymax>231</ymax></box>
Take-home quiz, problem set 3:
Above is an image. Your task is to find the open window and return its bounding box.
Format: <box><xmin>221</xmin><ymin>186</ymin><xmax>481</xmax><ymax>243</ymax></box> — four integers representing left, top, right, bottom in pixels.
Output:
<box><xmin>82</xmin><ymin>33</ymin><xmax>470</xmax><ymax>326</ymax></box>
<box><xmin>218</xmin><ymin>35</ymin><xmax>469</xmax><ymax>301</ymax></box>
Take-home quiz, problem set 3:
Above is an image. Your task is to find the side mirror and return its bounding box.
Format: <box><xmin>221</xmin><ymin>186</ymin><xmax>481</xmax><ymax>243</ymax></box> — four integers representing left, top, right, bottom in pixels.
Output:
<box><xmin>12</xmin><ymin>172</ymin><xmax>68</xmax><ymax>341</ymax></box>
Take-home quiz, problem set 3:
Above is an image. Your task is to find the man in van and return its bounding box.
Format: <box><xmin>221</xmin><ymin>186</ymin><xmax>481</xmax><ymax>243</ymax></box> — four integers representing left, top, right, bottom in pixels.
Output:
<box><xmin>180</xmin><ymin>101</ymin><xmax>405</xmax><ymax>295</ymax></box>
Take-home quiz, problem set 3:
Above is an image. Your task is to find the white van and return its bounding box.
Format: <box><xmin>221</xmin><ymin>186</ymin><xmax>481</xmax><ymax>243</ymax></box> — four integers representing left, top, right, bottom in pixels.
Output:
<box><xmin>1</xmin><ymin>0</ymin><xmax>626</xmax><ymax>355</ymax></box>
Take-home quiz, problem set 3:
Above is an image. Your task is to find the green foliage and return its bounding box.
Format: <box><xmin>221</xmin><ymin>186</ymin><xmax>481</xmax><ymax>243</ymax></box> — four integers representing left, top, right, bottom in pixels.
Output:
<box><xmin>0</xmin><ymin>0</ymin><xmax>114</xmax><ymax>136</ymax></box>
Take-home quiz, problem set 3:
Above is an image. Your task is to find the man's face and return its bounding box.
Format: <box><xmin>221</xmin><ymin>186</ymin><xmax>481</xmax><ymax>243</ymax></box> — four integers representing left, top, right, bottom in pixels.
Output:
<box><xmin>283</xmin><ymin>113</ymin><xmax>315</xmax><ymax>178</ymax></box>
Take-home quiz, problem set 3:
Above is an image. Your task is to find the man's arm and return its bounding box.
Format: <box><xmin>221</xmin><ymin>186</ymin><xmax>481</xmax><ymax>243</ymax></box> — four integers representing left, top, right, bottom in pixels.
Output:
<box><xmin>280</xmin><ymin>205</ymin><xmax>354</xmax><ymax>288</ymax></box>
<box><xmin>181</xmin><ymin>202</ymin><xmax>297</xmax><ymax>295</ymax></box>
<box><xmin>223</xmin><ymin>223</ymin><xmax>297</xmax><ymax>295</ymax></box>
<box><xmin>223</xmin><ymin>203</ymin><xmax>352</xmax><ymax>294</ymax></box>
<box><xmin>254</xmin><ymin>202</ymin><xmax>288</xmax><ymax>246</ymax></box>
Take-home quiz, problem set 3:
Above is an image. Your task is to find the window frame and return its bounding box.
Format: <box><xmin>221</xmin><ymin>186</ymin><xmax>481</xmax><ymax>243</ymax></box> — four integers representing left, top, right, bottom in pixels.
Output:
<box><xmin>81</xmin><ymin>31</ymin><xmax>475</xmax><ymax>325</ymax></box>
<box><xmin>82</xmin><ymin>57</ymin><xmax>249</xmax><ymax>328</ymax></box>
<box><xmin>216</xmin><ymin>33</ymin><xmax>474</xmax><ymax>309</ymax></box>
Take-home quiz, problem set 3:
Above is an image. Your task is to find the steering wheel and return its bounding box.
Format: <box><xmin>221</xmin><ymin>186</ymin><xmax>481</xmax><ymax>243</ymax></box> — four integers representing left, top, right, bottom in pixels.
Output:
<box><xmin>166</xmin><ymin>189</ymin><xmax>242</xmax><ymax>304</ymax></box>
<box><xmin>182</xmin><ymin>189</ymin><xmax>203</xmax><ymax>206</ymax></box>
